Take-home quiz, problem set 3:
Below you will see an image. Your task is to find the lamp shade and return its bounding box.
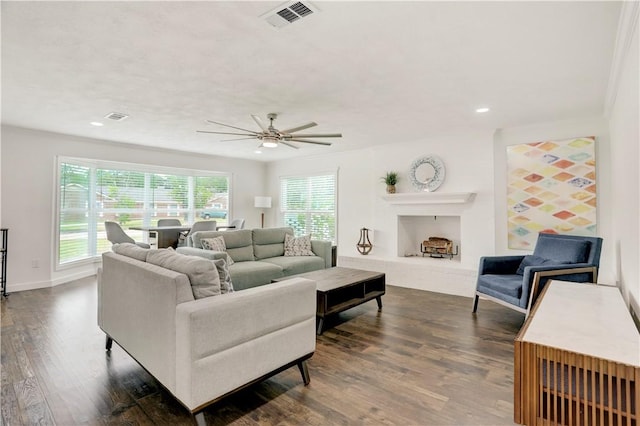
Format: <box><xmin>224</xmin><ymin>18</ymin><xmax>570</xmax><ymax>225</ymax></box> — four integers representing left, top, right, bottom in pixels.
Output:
<box><xmin>254</xmin><ymin>196</ymin><xmax>272</xmax><ymax>209</ymax></box>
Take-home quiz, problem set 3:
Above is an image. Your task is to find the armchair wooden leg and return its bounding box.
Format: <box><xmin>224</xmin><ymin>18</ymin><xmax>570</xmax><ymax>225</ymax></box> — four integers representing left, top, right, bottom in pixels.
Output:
<box><xmin>472</xmin><ymin>294</ymin><xmax>479</xmax><ymax>313</ymax></box>
<box><xmin>298</xmin><ymin>360</ymin><xmax>310</xmax><ymax>385</ymax></box>
<box><xmin>105</xmin><ymin>335</ymin><xmax>113</xmax><ymax>351</ymax></box>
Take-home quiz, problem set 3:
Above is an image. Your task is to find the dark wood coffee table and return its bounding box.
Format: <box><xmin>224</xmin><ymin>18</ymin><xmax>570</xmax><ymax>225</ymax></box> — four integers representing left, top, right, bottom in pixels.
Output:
<box><xmin>273</xmin><ymin>267</ymin><xmax>385</xmax><ymax>334</ymax></box>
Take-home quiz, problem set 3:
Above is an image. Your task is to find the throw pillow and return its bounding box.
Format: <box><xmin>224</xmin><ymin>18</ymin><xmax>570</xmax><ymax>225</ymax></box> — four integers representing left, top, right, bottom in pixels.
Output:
<box><xmin>516</xmin><ymin>255</ymin><xmax>561</xmax><ymax>275</ymax></box>
<box><xmin>213</xmin><ymin>258</ymin><xmax>234</xmax><ymax>294</ymax></box>
<box><xmin>284</xmin><ymin>234</ymin><xmax>315</xmax><ymax>256</ymax></box>
<box><xmin>201</xmin><ymin>236</ymin><xmax>234</xmax><ymax>265</ymax></box>
<box><xmin>146</xmin><ymin>249</ymin><xmax>221</xmax><ymax>299</ymax></box>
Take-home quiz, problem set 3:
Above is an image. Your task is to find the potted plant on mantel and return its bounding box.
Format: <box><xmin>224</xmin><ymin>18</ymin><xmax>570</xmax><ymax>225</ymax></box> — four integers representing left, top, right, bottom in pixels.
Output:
<box><xmin>381</xmin><ymin>171</ymin><xmax>399</xmax><ymax>194</ymax></box>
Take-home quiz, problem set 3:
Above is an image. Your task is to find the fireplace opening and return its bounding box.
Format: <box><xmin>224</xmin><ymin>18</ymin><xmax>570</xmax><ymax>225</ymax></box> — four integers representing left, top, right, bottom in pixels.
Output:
<box><xmin>397</xmin><ymin>215</ymin><xmax>461</xmax><ymax>260</ymax></box>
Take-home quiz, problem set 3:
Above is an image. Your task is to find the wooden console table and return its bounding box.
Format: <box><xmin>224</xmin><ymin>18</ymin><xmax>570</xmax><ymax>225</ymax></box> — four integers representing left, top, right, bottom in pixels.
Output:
<box><xmin>514</xmin><ymin>280</ymin><xmax>640</xmax><ymax>425</ymax></box>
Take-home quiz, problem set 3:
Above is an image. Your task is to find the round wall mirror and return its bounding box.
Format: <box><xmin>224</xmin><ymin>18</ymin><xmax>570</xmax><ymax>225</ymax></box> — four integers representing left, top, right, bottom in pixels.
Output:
<box><xmin>409</xmin><ymin>156</ymin><xmax>445</xmax><ymax>191</ymax></box>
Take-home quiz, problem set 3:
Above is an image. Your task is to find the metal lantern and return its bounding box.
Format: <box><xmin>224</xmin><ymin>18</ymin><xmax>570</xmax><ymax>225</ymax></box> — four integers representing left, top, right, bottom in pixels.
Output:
<box><xmin>356</xmin><ymin>227</ymin><xmax>372</xmax><ymax>255</ymax></box>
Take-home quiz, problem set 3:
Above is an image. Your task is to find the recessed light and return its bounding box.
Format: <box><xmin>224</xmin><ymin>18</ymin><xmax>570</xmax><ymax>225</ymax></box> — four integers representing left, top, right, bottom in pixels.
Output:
<box><xmin>475</xmin><ymin>107</ymin><xmax>490</xmax><ymax>113</ymax></box>
<box><xmin>254</xmin><ymin>150</ymin><xmax>263</xmax><ymax>154</ymax></box>
<box><xmin>90</xmin><ymin>121</ymin><xmax>104</xmax><ymax>126</ymax></box>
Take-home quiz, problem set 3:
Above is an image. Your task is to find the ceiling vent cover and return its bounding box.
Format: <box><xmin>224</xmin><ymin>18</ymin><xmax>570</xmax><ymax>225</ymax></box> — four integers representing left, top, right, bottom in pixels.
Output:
<box><xmin>104</xmin><ymin>112</ymin><xmax>129</xmax><ymax>121</ymax></box>
<box><xmin>261</xmin><ymin>1</ymin><xmax>319</xmax><ymax>28</ymax></box>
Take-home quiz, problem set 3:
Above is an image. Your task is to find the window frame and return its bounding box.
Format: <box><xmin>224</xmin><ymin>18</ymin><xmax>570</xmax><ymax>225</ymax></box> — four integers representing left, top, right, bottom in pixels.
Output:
<box><xmin>279</xmin><ymin>170</ymin><xmax>338</xmax><ymax>244</ymax></box>
<box><xmin>54</xmin><ymin>156</ymin><xmax>232</xmax><ymax>270</ymax></box>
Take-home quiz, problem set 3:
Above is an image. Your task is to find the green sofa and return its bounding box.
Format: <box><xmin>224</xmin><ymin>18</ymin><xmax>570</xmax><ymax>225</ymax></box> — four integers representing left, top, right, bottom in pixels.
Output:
<box><xmin>176</xmin><ymin>227</ymin><xmax>332</xmax><ymax>290</ymax></box>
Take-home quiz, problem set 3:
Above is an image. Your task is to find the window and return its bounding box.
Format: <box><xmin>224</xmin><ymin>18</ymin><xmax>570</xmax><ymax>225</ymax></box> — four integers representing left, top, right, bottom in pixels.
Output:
<box><xmin>57</xmin><ymin>157</ymin><xmax>230</xmax><ymax>267</ymax></box>
<box><xmin>280</xmin><ymin>173</ymin><xmax>336</xmax><ymax>242</ymax></box>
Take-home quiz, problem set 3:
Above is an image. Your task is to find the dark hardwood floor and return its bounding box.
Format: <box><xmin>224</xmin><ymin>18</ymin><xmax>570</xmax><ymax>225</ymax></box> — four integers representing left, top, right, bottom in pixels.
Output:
<box><xmin>1</xmin><ymin>277</ymin><xmax>524</xmax><ymax>425</ymax></box>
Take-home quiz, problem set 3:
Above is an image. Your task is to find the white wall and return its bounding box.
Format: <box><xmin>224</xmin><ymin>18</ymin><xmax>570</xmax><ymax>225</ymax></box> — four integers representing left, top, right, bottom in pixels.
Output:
<box><xmin>608</xmin><ymin>8</ymin><xmax>639</xmax><ymax>313</ymax></box>
<box><xmin>267</xmin><ymin>129</ymin><xmax>496</xmax><ymax>296</ymax></box>
<box><xmin>1</xmin><ymin>125</ymin><xmax>267</xmax><ymax>291</ymax></box>
<box><xmin>266</xmin><ymin>148</ymin><xmax>375</xmax><ymax>251</ymax></box>
<box><xmin>493</xmin><ymin>117</ymin><xmax>615</xmax><ymax>285</ymax></box>
<box><xmin>369</xmin><ymin>130</ymin><xmax>496</xmax><ymax>267</ymax></box>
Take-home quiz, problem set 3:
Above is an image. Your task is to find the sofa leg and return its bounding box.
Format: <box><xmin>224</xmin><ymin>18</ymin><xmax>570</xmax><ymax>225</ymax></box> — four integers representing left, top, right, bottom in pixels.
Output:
<box><xmin>472</xmin><ymin>294</ymin><xmax>479</xmax><ymax>313</ymax></box>
<box><xmin>298</xmin><ymin>360</ymin><xmax>310</xmax><ymax>385</ymax></box>
<box><xmin>105</xmin><ymin>335</ymin><xmax>113</xmax><ymax>351</ymax></box>
<box><xmin>194</xmin><ymin>411</ymin><xmax>206</xmax><ymax>426</ymax></box>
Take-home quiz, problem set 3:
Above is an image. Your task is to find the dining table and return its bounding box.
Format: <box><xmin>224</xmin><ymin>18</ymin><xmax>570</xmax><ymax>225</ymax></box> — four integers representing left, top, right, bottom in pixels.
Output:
<box><xmin>129</xmin><ymin>225</ymin><xmax>191</xmax><ymax>249</ymax></box>
<box><xmin>130</xmin><ymin>225</ymin><xmax>235</xmax><ymax>248</ymax></box>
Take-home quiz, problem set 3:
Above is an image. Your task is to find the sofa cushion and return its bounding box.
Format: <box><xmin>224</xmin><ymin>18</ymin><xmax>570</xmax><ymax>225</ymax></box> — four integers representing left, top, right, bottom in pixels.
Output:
<box><xmin>192</xmin><ymin>230</ymin><xmax>254</xmax><ymax>262</ymax></box>
<box><xmin>253</xmin><ymin>227</ymin><xmax>294</xmax><ymax>260</ymax></box>
<box><xmin>201</xmin><ymin>236</ymin><xmax>235</xmax><ymax>265</ymax></box>
<box><xmin>533</xmin><ymin>237</ymin><xmax>590</xmax><ymax>264</ymax></box>
<box><xmin>146</xmin><ymin>249</ymin><xmax>221</xmax><ymax>299</ymax></box>
<box><xmin>477</xmin><ymin>274</ymin><xmax>522</xmax><ymax>299</ymax></box>
<box><xmin>260</xmin><ymin>256</ymin><xmax>325</xmax><ymax>276</ymax></box>
<box><xmin>112</xmin><ymin>242</ymin><xmax>149</xmax><ymax>262</ymax></box>
<box><xmin>516</xmin><ymin>255</ymin><xmax>563</xmax><ymax>275</ymax></box>
<box><xmin>284</xmin><ymin>234</ymin><xmax>315</xmax><ymax>256</ymax></box>
<box><xmin>213</xmin><ymin>258</ymin><xmax>234</xmax><ymax>294</ymax></box>
<box><xmin>228</xmin><ymin>261</ymin><xmax>284</xmax><ymax>291</ymax></box>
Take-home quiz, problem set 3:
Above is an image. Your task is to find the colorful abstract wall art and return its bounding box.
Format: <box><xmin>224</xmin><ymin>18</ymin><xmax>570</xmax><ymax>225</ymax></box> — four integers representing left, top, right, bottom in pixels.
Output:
<box><xmin>507</xmin><ymin>136</ymin><xmax>596</xmax><ymax>249</ymax></box>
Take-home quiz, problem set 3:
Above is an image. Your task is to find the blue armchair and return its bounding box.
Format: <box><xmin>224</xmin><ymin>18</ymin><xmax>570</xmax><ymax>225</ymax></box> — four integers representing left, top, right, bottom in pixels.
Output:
<box><xmin>472</xmin><ymin>233</ymin><xmax>602</xmax><ymax>317</ymax></box>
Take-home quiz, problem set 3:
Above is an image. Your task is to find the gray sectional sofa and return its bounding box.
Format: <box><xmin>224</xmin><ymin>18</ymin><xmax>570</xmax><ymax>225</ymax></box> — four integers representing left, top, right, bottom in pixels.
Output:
<box><xmin>98</xmin><ymin>245</ymin><xmax>317</xmax><ymax>424</ymax></box>
<box><xmin>176</xmin><ymin>227</ymin><xmax>332</xmax><ymax>290</ymax></box>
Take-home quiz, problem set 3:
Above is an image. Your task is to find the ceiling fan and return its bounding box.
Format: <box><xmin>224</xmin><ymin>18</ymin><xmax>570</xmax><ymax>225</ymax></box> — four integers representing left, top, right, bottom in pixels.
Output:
<box><xmin>197</xmin><ymin>113</ymin><xmax>342</xmax><ymax>149</ymax></box>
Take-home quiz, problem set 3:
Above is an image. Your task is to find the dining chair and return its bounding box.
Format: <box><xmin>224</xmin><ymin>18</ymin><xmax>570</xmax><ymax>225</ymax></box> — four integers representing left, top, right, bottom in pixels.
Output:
<box><xmin>158</xmin><ymin>218</ymin><xmax>182</xmax><ymax>227</ymax></box>
<box><xmin>182</xmin><ymin>221</ymin><xmax>217</xmax><ymax>247</ymax></box>
<box><xmin>229</xmin><ymin>218</ymin><xmax>245</xmax><ymax>229</ymax></box>
<box><xmin>105</xmin><ymin>221</ymin><xmax>150</xmax><ymax>248</ymax></box>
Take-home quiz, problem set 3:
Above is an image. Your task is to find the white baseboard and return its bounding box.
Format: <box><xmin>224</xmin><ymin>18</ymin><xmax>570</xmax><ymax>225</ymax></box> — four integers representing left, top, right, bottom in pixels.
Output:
<box><xmin>7</xmin><ymin>279</ymin><xmax>54</xmax><ymax>293</ymax></box>
<box><xmin>6</xmin><ymin>269</ymin><xmax>97</xmax><ymax>293</ymax></box>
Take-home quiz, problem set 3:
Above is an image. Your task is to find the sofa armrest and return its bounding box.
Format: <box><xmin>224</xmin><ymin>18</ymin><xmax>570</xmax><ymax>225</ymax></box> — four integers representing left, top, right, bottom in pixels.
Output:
<box><xmin>174</xmin><ymin>277</ymin><xmax>316</xmax><ymax>409</ymax></box>
<box><xmin>176</xmin><ymin>246</ymin><xmax>226</xmax><ymax>261</ymax></box>
<box><xmin>311</xmin><ymin>240</ymin><xmax>332</xmax><ymax>268</ymax></box>
<box><xmin>478</xmin><ymin>255</ymin><xmax>524</xmax><ymax>275</ymax></box>
<box><xmin>98</xmin><ymin>252</ymin><xmax>193</xmax><ymax>394</ymax></box>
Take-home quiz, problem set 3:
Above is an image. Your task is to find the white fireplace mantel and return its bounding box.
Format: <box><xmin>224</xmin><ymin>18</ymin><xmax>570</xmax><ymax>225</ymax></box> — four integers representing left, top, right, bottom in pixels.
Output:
<box><xmin>381</xmin><ymin>192</ymin><xmax>475</xmax><ymax>205</ymax></box>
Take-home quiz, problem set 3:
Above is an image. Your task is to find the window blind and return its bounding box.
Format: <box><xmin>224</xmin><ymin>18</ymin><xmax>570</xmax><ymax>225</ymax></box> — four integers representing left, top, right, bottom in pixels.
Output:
<box><xmin>57</xmin><ymin>157</ymin><xmax>230</xmax><ymax>267</ymax></box>
<box><xmin>280</xmin><ymin>173</ymin><xmax>336</xmax><ymax>242</ymax></box>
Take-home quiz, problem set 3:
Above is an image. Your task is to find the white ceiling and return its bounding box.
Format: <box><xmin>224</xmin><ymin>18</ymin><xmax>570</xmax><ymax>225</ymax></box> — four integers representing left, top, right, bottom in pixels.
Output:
<box><xmin>1</xmin><ymin>1</ymin><xmax>622</xmax><ymax>162</ymax></box>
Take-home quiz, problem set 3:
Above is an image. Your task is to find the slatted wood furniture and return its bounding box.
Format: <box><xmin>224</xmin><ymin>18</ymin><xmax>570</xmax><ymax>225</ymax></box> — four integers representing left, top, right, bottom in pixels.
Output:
<box><xmin>273</xmin><ymin>267</ymin><xmax>385</xmax><ymax>334</ymax></box>
<box><xmin>514</xmin><ymin>280</ymin><xmax>640</xmax><ymax>425</ymax></box>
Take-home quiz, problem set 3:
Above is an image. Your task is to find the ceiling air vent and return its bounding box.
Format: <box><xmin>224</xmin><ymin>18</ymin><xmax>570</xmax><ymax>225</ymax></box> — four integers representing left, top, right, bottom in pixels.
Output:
<box><xmin>104</xmin><ymin>112</ymin><xmax>129</xmax><ymax>121</ymax></box>
<box><xmin>261</xmin><ymin>1</ymin><xmax>319</xmax><ymax>29</ymax></box>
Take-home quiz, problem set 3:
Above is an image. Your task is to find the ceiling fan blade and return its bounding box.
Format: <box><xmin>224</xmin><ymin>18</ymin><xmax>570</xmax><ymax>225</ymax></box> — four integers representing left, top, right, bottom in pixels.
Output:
<box><xmin>287</xmin><ymin>133</ymin><xmax>342</xmax><ymax>138</ymax></box>
<box><xmin>280</xmin><ymin>141</ymin><xmax>300</xmax><ymax>149</ymax></box>
<box><xmin>281</xmin><ymin>122</ymin><xmax>317</xmax><ymax>134</ymax></box>
<box><xmin>197</xmin><ymin>130</ymin><xmax>257</xmax><ymax>136</ymax></box>
<box><xmin>205</xmin><ymin>120</ymin><xmax>259</xmax><ymax>134</ymax></box>
<box><xmin>288</xmin><ymin>138</ymin><xmax>333</xmax><ymax>146</ymax></box>
<box><xmin>221</xmin><ymin>137</ymin><xmax>259</xmax><ymax>142</ymax></box>
<box><xmin>251</xmin><ymin>115</ymin><xmax>269</xmax><ymax>132</ymax></box>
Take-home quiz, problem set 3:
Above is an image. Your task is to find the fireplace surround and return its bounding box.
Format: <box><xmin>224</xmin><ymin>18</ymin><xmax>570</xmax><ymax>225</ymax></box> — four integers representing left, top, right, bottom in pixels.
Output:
<box><xmin>339</xmin><ymin>191</ymin><xmax>479</xmax><ymax>297</ymax></box>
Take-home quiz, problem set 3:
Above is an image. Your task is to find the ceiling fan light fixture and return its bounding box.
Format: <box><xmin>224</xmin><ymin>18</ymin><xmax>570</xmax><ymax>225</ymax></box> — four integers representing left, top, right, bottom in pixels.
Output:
<box><xmin>199</xmin><ymin>113</ymin><xmax>340</xmax><ymax>150</ymax></box>
<box><xmin>262</xmin><ymin>137</ymin><xmax>278</xmax><ymax>148</ymax></box>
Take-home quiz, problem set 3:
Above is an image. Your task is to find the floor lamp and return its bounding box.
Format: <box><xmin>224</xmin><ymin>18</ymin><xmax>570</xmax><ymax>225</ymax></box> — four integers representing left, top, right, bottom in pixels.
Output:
<box><xmin>254</xmin><ymin>196</ymin><xmax>272</xmax><ymax>228</ymax></box>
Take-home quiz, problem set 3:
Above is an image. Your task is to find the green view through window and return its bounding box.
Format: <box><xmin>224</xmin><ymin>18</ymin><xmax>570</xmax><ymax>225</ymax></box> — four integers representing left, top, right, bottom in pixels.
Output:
<box><xmin>57</xmin><ymin>157</ymin><xmax>230</xmax><ymax>266</ymax></box>
<box><xmin>280</xmin><ymin>173</ymin><xmax>336</xmax><ymax>243</ymax></box>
